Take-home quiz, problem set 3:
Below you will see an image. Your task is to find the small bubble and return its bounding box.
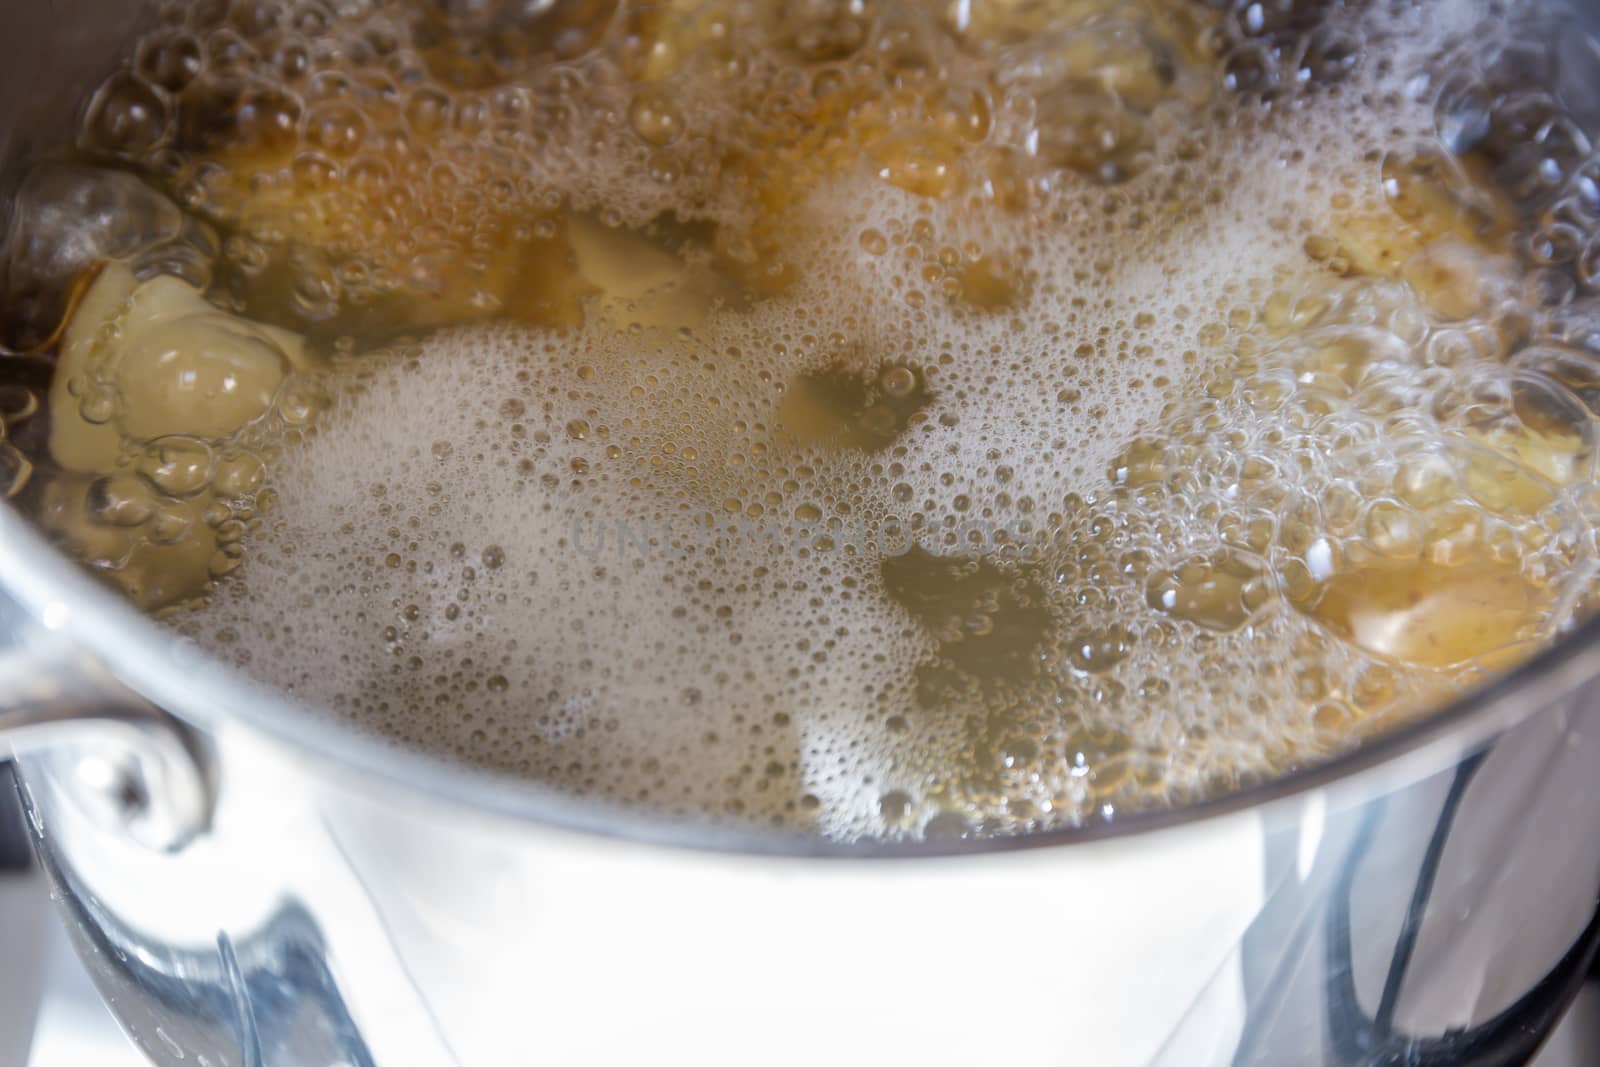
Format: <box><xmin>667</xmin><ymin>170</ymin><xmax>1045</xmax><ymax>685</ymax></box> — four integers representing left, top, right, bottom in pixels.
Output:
<box><xmin>84</xmin><ymin>72</ymin><xmax>169</xmax><ymax>157</ymax></box>
<box><xmin>628</xmin><ymin>90</ymin><xmax>684</xmax><ymax>146</ymax></box>
<box><xmin>880</xmin><ymin>366</ymin><xmax>917</xmax><ymax>398</ymax></box>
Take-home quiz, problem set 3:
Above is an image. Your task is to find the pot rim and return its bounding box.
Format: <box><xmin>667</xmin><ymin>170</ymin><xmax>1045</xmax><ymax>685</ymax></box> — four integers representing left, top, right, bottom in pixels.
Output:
<box><xmin>4</xmin><ymin>488</ymin><xmax>1596</xmax><ymax>859</ymax></box>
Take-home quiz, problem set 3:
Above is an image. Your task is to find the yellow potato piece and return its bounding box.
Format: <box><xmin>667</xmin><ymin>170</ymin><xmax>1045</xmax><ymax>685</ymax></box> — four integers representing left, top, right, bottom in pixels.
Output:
<box><xmin>178</xmin><ymin>88</ymin><xmax>601</xmax><ymax>338</ymax></box>
<box><xmin>1306</xmin><ymin>554</ymin><xmax>1540</xmax><ymax>669</ymax></box>
<box><xmin>1313</xmin><ymin>147</ymin><xmax>1515</xmax><ymax>282</ymax></box>
<box><xmin>49</xmin><ymin>264</ymin><xmax>309</xmax><ymax>473</ymax></box>
<box><xmin>1462</xmin><ymin>420</ymin><xmax>1590</xmax><ymax>491</ymax></box>
<box><xmin>41</xmin><ymin>265</ymin><xmax>311</xmax><ymax>610</ymax></box>
<box><xmin>1400</xmin><ymin>240</ymin><xmax>1519</xmax><ymax>322</ymax></box>
<box><xmin>567</xmin><ymin>217</ymin><xmax>734</xmax><ymax>333</ymax></box>
<box><xmin>37</xmin><ymin>474</ymin><xmax>216</xmax><ymax>612</ymax></box>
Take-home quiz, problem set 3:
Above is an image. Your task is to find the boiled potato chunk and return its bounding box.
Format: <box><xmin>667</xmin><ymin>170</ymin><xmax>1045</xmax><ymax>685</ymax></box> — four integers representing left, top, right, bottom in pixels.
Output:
<box><xmin>1312</xmin><ymin>145</ymin><xmax>1515</xmax><ymax>285</ymax></box>
<box><xmin>38</xmin><ymin>474</ymin><xmax>217</xmax><ymax>611</ymax></box>
<box><xmin>1306</xmin><ymin>554</ymin><xmax>1540</xmax><ymax>670</ymax></box>
<box><xmin>40</xmin><ymin>264</ymin><xmax>307</xmax><ymax>610</ymax></box>
<box><xmin>49</xmin><ymin>264</ymin><xmax>309</xmax><ymax>473</ymax></box>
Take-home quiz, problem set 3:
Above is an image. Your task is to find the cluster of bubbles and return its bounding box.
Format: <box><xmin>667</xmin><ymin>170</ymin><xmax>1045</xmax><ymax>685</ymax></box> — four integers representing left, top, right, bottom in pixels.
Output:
<box><xmin>11</xmin><ymin>0</ymin><xmax>1600</xmax><ymax>840</ymax></box>
<box><xmin>63</xmin><ymin>0</ymin><xmax>1267</xmax><ymax>340</ymax></box>
<box><xmin>35</xmin><ymin>387</ymin><xmax>328</xmax><ymax>613</ymax></box>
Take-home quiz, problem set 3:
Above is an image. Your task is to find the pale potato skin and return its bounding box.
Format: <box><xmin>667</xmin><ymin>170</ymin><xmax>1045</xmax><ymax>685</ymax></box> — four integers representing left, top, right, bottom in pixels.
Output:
<box><xmin>40</xmin><ymin>265</ymin><xmax>309</xmax><ymax>611</ymax></box>
<box><xmin>48</xmin><ymin>264</ymin><xmax>307</xmax><ymax>473</ymax></box>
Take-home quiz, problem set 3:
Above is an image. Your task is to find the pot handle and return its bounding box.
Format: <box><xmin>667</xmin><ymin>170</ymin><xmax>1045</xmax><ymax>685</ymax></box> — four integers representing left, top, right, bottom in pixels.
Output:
<box><xmin>0</xmin><ymin>597</ymin><xmax>213</xmax><ymax>853</ymax></box>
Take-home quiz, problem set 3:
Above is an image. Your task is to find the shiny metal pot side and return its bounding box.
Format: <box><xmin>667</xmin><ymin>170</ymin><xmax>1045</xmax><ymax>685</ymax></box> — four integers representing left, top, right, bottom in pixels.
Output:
<box><xmin>3</xmin><ymin>1</ymin><xmax>1600</xmax><ymax>1064</ymax></box>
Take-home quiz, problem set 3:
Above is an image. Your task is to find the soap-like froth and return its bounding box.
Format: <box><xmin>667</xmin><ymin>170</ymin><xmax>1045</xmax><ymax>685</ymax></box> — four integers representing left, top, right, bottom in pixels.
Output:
<box><xmin>136</xmin><ymin>0</ymin><xmax>1600</xmax><ymax>839</ymax></box>
<box><xmin>186</xmin><ymin>147</ymin><xmax>1398</xmax><ymax>834</ymax></box>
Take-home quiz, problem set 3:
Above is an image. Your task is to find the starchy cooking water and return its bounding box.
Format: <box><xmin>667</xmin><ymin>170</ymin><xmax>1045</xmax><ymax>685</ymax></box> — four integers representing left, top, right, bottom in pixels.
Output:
<box><xmin>3</xmin><ymin>0</ymin><xmax>1600</xmax><ymax>839</ymax></box>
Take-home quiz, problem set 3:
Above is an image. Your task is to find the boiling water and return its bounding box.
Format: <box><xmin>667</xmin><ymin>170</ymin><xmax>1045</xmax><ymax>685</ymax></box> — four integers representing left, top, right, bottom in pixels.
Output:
<box><xmin>6</xmin><ymin>0</ymin><xmax>1600</xmax><ymax>839</ymax></box>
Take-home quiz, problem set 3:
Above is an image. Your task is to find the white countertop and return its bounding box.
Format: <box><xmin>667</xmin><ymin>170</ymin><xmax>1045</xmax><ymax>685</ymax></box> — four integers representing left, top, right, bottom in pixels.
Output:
<box><xmin>1</xmin><ymin>862</ymin><xmax>1595</xmax><ymax>1067</ymax></box>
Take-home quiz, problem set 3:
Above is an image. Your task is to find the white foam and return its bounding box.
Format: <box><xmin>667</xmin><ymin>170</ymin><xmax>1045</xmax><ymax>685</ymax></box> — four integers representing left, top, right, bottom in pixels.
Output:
<box><xmin>164</xmin><ymin>0</ymin><xmax>1585</xmax><ymax>840</ymax></box>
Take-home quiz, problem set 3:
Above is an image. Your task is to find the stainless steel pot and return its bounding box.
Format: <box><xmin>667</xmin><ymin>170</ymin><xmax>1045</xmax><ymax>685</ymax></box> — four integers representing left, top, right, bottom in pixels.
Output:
<box><xmin>4</xmin><ymin>2</ymin><xmax>1600</xmax><ymax>1065</ymax></box>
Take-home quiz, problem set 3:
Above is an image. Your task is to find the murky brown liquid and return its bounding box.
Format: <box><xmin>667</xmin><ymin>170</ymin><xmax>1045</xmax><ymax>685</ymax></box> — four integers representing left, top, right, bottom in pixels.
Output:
<box><xmin>2</xmin><ymin>0</ymin><xmax>1598</xmax><ymax>840</ymax></box>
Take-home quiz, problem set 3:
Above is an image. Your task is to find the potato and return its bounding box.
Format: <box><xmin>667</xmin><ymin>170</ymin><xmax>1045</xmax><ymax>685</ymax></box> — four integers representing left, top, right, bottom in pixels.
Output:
<box><xmin>49</xmin><ymin>264</ymin><xmax>309</xmax><ymax>473</ymax></box>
